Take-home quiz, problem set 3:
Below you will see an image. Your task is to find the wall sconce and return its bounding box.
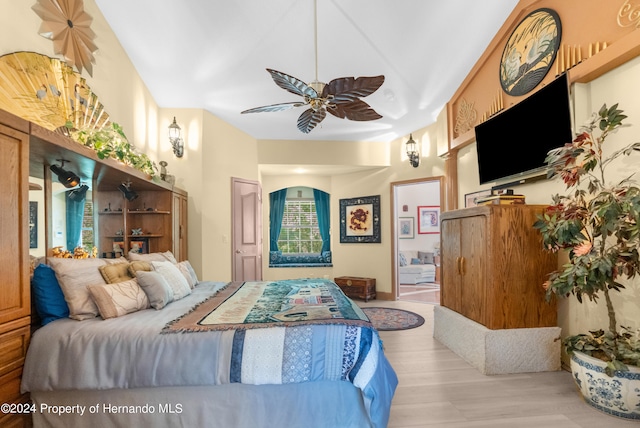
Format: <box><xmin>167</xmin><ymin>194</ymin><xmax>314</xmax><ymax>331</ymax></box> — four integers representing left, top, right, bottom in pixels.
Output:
<box><xmin>117</xmin><ymin>180</ymin><xmax>138</xmax><ymax>201</ymax></box>
<box><xmin>50</xmin><ymin>159</ymin><xmax>81</xmax><ymax>188</ymax></box>
<box><xmin>405</xmin><ymin>134</ymin><xmax>420</xmax><ymax>168</ymax></box>
<box><xmin>168</xmin><ymin>117</ymin><xmax>184</xmax><ymax>158</ymax></box>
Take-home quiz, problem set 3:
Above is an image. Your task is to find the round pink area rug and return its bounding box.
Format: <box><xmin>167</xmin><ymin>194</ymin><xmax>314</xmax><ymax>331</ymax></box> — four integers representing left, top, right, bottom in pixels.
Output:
<box><xmin>362</xmin><ymin>307</ymin><xmax>425</xmax><ymax>331</ymax></box>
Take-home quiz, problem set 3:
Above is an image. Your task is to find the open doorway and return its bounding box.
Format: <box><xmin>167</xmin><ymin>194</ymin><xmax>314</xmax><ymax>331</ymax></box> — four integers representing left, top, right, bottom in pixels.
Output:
<box><xmin>390</xmin><ymin>177</ymin><xmax>444</xmax><ymax>303</ymax></box>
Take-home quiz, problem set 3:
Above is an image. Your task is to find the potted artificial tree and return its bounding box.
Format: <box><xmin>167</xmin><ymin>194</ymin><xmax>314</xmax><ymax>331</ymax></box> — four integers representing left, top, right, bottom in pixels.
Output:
<box><xmin>534</xmin><ymin>103</ymin><xmax>640</xmax><ymax>419</ymax></box>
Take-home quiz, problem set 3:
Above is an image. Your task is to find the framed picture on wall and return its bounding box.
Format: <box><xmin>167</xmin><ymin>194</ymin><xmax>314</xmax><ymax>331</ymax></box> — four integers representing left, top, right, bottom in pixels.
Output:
<box><xmin>398</xmin><ymin>217</ymin><xmax>414</xmax><ymax>239</ymax></box>
<box><xmin>339</xmin><ymin>195</ymin><xmax>381</xmax><ymax>243</ymax></box>
<box><xmin>464</xmin><ymin>189</ymin><xmax>491</xmax><ymax>207</ymax></box>
<box><xmin>417</xmin><ymin>206</ymin><xmax>440</xmax><ymax>234</ymax></box>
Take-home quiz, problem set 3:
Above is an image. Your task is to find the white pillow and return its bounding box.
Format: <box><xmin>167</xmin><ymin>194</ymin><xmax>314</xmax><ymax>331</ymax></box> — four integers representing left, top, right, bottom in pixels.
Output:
<box><xmin>136</xmin><ymin>271</ymin><xmax>174</xmax><ymax>309</ymax></box>
<box><xmin>48</xmin><ymin>257</ymin><xmax>127</xmax><ymax>320</ymax></box>
<box><xmin>88</xmin><ymin>278</ymin><xmax>149</xmax><ymax>319</ymax></box>
<box><xmin>127</xmin><ymin>251</ymin><xmax>178</xmax><ymax>264</ymax></box>
<box><xmin>177</xmin><ymin>260</ymin><xmax>198</xmax><ymax>288</ymax></box>
<box><xmin>151</xmin><ymin>261</ymin><xmax>192</xmax><ymax>300</ymax></box>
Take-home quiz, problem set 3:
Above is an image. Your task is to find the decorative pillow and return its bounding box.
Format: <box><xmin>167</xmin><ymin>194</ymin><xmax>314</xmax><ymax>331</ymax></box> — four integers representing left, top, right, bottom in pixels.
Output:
<box><xmin>127</xmin><ymin>251</ymin><xmax>178</xmax><ymax>264</ymax></box>
<box><xmin>88</xmin><ymin>279</ymin><xmax>149</xmax><ymax>319</ymax></box>
<box><xmin>410</xmin><ymin>257</ymin><xmax>422</xmax><ymax>265</ymax></box>
<box><xmin>136</xmin><ymin>271</ymin><xmax>174</xmax><ymax>309</ymax></box>
<box><xmin>128</xmin><ymin>261</ymin><xmax>153</xmax><ymax>277</ymax></box>
<box><xmin>31</xmin><ymin>264</ymin><xmax>69</xmax><ymax>325</ymax></box>
<box><xmin>177</xmin><ymin>260</ymin><xmax>198</xmax><ymax>288</ymax></box>
<box><xmin>99</xmin><ymin>263</ymin><xmax>133</xmax><ymax>284</ymax></box>
<box><xmin>151</xmin><ymin>261</ymin><xmax>192</xmax><ymax>300</ymax></box>
<box><xmin>399</xmin><ymin>253</ymin><xmax>408</xmax><ymax>267</ymax></box>
<box><xmin>47</xmin><ymin>257</ymin><xmax>109</xmax><ymax>320</ymax></box>
<box><xmin>418</xmin><ymin>251</ymin><xmax>434</xmax><ymax>264</ymax></box>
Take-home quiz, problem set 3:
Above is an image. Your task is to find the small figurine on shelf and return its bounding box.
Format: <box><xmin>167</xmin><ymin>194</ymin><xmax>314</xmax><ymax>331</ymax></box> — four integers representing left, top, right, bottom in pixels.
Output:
<box><xmin>131</xmin><ymin>228</ymin><xmax>143</xmax><ymax>236</ymax></box>
<box><xmin>115</xmin><ymin>229</ymin><xmax>124</xmax><ymax>236</ymax></box>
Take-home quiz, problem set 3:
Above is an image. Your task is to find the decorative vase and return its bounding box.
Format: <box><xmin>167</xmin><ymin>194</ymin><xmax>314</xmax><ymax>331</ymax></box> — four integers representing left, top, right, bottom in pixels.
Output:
<box><xmin>570</xmin><ymin>350</ymin><xmax>640</xmax><ymax>420</ymax></box>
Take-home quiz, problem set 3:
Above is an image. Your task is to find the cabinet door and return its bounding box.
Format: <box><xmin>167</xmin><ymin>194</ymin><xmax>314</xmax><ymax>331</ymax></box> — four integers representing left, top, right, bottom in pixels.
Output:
<box><xmin>0</xmin><ymin>123</ymin><xmax>29</xmax><ymax>325</ymax></box>
<box><xmin>172</xmin><ymin>192</ymin><xmax>188</xmax><ymax>262</ymax></box>
<box><xmin>440</xmin><ymin>218</ymin><xmax>462</xmax><ymax>312</ymax></box>
<box><xmin>459</xmin><ymin>215</ymin><xmax>486</xmax><ymax>326</ymax></box>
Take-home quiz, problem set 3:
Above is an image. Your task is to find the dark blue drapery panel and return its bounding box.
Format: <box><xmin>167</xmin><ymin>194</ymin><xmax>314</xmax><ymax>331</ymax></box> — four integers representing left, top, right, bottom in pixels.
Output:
<box><xmin>313</xmin><ymin>189</ymin><xmax>331</xmax><ymax>253</ymax></box>
<box><xmin>65</xmin><ymin>192</ymin><xmax>86</xmax><ymax>251</ymax></box>
<box><xmin>269</xmin><ymin>188</ymin><xmax>288</xmax><ymax>252</ymax></box>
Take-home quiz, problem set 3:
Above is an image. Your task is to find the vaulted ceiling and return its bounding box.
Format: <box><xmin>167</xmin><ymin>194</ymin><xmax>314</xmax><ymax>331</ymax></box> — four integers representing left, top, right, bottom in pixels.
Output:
<box><xmin>95</xmin><ymin>0</ymin><xmax>519</xmax><ymax>143</ymax></box>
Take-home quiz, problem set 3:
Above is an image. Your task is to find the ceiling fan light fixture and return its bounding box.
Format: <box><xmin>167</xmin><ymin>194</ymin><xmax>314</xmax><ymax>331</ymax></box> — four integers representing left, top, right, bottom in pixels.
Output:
<box><xmin>239</xmin><ymin>0</ymin><xmax>385</xmax><ymax>134</ymax></box>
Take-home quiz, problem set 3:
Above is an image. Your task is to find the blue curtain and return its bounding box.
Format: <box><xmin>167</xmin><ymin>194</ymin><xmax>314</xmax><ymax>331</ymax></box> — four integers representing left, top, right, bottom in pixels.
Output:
<box><xmin>313</xmin><ymin>189</ymin><xmax>331</xmax><ymax>253</ymax></box>
<box><xmin>65</xmin><ymin>191</ymin><xmax>86</xmax><ymax>251</ymax></box>
<box><xmin>269</xmin><ymin>188</ymin><xmax>288</xmax><ymax>252</ymax></box>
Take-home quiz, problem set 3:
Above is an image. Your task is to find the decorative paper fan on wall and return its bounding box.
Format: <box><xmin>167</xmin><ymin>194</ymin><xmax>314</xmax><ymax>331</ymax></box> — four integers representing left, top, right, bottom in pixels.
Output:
<box><xmin>240</xmin><ymin>0</ymin><xmax>384</xmax><ymax>134</ymax></box>
<box><xmin>32</xmin><ymin>0</ymin><xmax>98</xmax><ymax>76</ymax></box>
<box><xmin>0</xmin><ymin>51</ymin><xmax>110</xmax><ymax>133</ymax></box>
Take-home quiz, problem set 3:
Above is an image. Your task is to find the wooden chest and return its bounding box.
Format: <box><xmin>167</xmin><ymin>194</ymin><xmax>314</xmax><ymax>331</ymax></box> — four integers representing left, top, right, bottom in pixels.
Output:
<box><xmin>334</xmin><ymin>276</ymin><xmax>376</xmax><ymax>302</ymax></box>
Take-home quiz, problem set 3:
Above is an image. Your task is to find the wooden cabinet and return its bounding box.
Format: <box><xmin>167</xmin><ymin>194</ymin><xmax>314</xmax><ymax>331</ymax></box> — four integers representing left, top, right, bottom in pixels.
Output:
<box><xmin>440</xmin><ymin>205</ymin><xmax>557</xmax><ymax>330</ymax></box>
<box><xmin>334</xmin><ymin>277</ymin><xmax>376</xmax><ymax>302</ymax></box>
<box><xmin>0</xmin><ymin>110</ymin><xmax>31</xmax><ymax>427</ymax></box>
<box><xmin>28</xmin><ymin>122</ymin><xmax>188</xmax><ymax>261</ymax></box>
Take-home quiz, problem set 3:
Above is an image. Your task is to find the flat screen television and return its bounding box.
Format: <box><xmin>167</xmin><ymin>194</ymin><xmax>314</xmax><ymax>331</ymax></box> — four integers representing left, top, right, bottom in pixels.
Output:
<box><xmin>474</xmin><ymin>73</ymin><xmax>573</xmax><ymax>185</ymax></box>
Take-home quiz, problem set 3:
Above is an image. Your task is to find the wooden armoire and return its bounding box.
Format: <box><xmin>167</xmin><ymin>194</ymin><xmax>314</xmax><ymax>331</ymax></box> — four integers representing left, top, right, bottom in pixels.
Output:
<box><xmin>440</xmin><ymin>204</ymin><xmax>557</xmax><ymax>330</ymax></box>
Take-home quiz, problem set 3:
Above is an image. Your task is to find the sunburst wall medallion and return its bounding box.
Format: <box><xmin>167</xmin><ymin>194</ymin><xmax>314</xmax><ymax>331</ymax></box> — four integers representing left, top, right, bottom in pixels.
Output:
<box><xmin>32</xmin><ymin>0</ymin><xmax>98</xmax><ymax>76</ymax></box>
<box><xmin>454</xmin><ymin>98</ymin><xmax>477</xmax><ymax>136</ymax></box>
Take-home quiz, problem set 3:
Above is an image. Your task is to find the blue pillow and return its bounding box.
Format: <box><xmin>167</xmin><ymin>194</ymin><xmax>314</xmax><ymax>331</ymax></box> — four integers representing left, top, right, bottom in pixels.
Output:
<box><xmin>31</xmin><ymin>264</ymin><xmax>69</xmax><ymax>325</ymax></box>
<box><xmin>411</xmin><ymin>257</ymin><xmax>422</xmax><ymax>265</ymax></box>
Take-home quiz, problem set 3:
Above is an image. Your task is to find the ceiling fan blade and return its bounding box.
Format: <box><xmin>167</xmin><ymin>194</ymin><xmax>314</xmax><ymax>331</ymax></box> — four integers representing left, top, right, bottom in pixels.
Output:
<box><xmin>327</xmin><ymin>99</ymin><xmax>382</xmax><ymax>121</ymax></box>
<box><xmin>241</xmin><ymin>101</ymin><xmax>305</xmax><ymax>114</ymax></box>
<box><xmin>297</xmin><ymin>108</ymin><xmax>326</xmax><ymax>133</ymax></box>
<box><xmin>322</xmin><ymin>75</ymin><xmax>385</xmax><ymax>104</ymax></box>
<box><xmin>267</xmin><ymin>68</ymin><xmax>318</xmax><ymax>98</ymax></box>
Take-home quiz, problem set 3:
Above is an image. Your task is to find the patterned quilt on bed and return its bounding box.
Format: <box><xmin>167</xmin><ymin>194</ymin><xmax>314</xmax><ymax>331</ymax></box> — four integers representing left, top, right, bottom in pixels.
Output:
<box><xmin>163</xmin><ymin>278</ymin><xmax>371</xmax><ymax>333</ymax></box>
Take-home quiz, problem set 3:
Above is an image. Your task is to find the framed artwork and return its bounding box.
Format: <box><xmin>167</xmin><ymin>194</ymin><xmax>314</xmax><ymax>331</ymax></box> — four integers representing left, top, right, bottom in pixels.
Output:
<box><xmin>499</xmin><ymin>8</ymin><xmax>561</xmax><ymax>96</ymax></box>
<box><xmin>340</xmin><ymin>195</ymin><xmax>381</xmax><ymax>243</ymax></box>
<box><xmin>465</xmin><ymin>189</ymin><xmax>492</xmax><ymax>207</ymax></box>
<box><xmin>130</xmin><ymin>238</ymin><xmax>149</xmax><ymax>254</ymax></box>
<box><xmin>112</xmin><ymin>240</ymin><xmax>125</xmax><ymax>255</ymax></box>
<box><xmin>417</xmin><ymin>206</ymin><xmax>440</xmax><ymax>234</ymax></box>
<box><xmin>29</xmin><ymin>201</ymin><xmax>37</xmax><ymax>248</ymax></box>
<box><xmin>398</xmin><ymin>217</ymin><xmax>414</xmax><ymax>239</ymax></box>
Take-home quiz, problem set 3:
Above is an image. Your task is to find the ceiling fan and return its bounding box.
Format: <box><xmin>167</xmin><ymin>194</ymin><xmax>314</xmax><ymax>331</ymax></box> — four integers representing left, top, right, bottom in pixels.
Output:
<box><xmin>240</xmin><ymin>0</ymin><xmax>385</xmax><ymax>134</ymax></box>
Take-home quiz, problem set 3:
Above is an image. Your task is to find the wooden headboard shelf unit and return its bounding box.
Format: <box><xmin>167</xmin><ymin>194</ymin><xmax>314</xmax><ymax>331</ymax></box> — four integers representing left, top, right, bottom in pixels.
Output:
<box><xmin>28</xmin><ymin>123</ymin><xmax>172</xmax><ymax>192</ymax></box>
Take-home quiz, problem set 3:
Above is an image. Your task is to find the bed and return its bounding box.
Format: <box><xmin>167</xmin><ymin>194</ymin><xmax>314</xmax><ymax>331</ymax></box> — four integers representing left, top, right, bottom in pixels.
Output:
<box><xmin>22</xmin><ymin>265</ymin><xmax>398</xmax><ymax>428</ymax></box>
<box><xmin>398</xmin><ymin>250</ymin><xmax>436</xmax><ymax>284</ymax></box>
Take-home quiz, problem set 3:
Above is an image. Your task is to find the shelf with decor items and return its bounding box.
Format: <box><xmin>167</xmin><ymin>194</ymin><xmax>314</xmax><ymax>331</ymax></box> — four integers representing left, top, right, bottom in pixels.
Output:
<box><xmin>95</xmin><ymin>188</ymin><xmax>174</xmax><ymax>257</ymax></box>
<box><xmin>440</xmin><ymin>204</ymin><xmax>557</xmax><ymax>330</ymax></box>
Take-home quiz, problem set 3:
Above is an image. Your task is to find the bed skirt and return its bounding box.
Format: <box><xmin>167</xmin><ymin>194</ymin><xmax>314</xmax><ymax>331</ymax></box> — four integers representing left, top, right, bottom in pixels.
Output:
<box><xmin>30</xmin><ymin>381</ymin><xmax>373</xmax><ymax>428</ymax></box>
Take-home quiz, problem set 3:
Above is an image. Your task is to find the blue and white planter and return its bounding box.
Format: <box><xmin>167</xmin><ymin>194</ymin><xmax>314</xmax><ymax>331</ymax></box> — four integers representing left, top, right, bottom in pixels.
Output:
<box><xmin>570</xmin><ymin>350</ymin><xmax>640</xmax><ymax>420</ymax></box>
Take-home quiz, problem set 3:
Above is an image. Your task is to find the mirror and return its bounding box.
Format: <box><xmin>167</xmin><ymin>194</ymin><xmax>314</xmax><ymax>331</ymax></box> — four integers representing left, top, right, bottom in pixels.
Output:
<box><xmin>28</xmin><ymin>176</ymin><xmax>45</xmax><ymax>258</ymax></box>
<box><xmin>51</xmin><ymin>181</ymin><xmax>94</xmax><ymax>255</ymax></box>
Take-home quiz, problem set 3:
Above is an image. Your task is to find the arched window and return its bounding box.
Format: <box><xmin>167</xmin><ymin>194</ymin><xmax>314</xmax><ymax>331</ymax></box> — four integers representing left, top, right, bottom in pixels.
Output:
<box><xmin>269</xmin><ymin>186</ymin><xmax>332</xmax><ymax>267</ymax></box>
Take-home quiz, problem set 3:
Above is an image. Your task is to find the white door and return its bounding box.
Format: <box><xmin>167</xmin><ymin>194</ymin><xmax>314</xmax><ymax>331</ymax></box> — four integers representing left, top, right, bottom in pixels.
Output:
<box><xmin>231</xmin><ymin>177</ymin><xmax>262</xmax><ymax>281</ymax></box>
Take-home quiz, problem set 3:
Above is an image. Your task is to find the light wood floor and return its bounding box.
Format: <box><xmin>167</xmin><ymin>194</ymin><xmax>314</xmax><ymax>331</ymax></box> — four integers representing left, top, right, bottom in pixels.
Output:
<box><xmin>357</xmin><ymin>299</ymin><xmax>638</xmax><ymax>428</ymax></box>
